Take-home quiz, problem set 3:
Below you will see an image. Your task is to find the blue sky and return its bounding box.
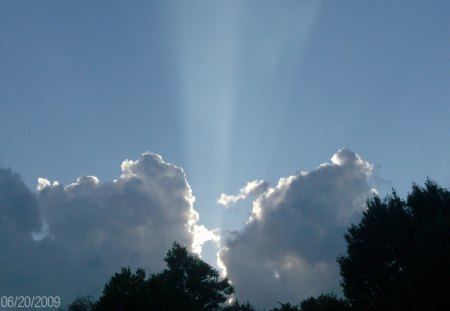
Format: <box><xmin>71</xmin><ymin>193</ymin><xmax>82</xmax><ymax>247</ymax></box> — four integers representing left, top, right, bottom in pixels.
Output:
<box><xmin>1</xmin><ymin>0</ymin><xmax>450</xmax><ymax>307</ymax></box>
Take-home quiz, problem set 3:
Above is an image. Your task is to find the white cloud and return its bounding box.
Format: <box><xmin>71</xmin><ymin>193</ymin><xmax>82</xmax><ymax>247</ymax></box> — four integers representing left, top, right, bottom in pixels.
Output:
<box><xmin>218</xmin><ymin>149</ymin><xmax>375</xmax><ymax>309</ymax></box>
<box><xmin>0</xmin><ymin>149</ymin><xmax>376</xmax><ymax>308</ymax></box>
<box><xmin>217</xmin><ymin>179</ymin><xmax>269</xmax><ymax>207</ymax></box>
<box><xmin>192</xmin><ymin>224</ymin><xmax>220</xmax><ymax>256</ymax></box>
<box><xmin>0</xmin><ymin>152</ymin><xmax>217</xmax><ymax>304</ymax></box>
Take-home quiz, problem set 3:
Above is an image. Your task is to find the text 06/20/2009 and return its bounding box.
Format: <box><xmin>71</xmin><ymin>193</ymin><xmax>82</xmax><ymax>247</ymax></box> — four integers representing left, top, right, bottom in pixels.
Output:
<box><xmin>1</xmin><ymin>296</ymin><xmax>61</xmax><ymax>309</ymax></box>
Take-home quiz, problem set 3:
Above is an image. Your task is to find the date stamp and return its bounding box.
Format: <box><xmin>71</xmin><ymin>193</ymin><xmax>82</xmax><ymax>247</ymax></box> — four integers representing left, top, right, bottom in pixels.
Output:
<box><xmin>0</xmin><ymin>296</ymin><xmax>60</xmax><ymax>309</ymax></box>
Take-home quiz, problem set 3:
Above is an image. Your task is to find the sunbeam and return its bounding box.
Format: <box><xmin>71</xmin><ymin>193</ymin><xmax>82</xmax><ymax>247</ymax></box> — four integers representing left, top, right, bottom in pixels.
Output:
<box><xmin>174</xmin><ymin>1</ymin><xmax>239</xmax><ymax>189</ymax></box>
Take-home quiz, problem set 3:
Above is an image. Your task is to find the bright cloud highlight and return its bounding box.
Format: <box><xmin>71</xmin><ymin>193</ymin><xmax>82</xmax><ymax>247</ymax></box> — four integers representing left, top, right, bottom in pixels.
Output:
<box><xmin>218</xmin><ymin>148</ymin><xmax>375</xmax><ymax>309</ymax></box>
<box><xmin>217</xmin><ymin>180</ymin><xmax>269</xmax><ymax>207</ymax></box>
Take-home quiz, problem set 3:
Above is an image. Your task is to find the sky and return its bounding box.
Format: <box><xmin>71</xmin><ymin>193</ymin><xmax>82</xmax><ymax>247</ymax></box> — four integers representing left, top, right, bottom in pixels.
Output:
<box><xmin>1</xmin><ymin>0</ymin><xmax>450</xmax><ymax>309</ymax></box>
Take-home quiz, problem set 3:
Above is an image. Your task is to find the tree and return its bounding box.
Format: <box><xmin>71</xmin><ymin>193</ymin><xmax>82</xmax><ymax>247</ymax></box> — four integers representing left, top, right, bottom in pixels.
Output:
<box><xmin>67</xmin><ymin>296</ymin><xmax>95</xmax><ymax>311</ymax></box>
<box><xmin>269</xmin><ymin>302</ymin><xmax>300</xmax><ymax>311</ymax></box>
<box><xmin>95</xmin><ymin>267</ymin><xmax>148</xmax><ymax>311</ymax></box>
<box><xmin>299</xmin><ymin>293</ymin><xmax>349</xmax><ymax>311</ymax></box>
<box><xmin>405</xmin><ymin>180</ymin><xmax>450</xmax><ymax>310</ymax></box>
<box><xmin>222</xmin><ymin>300</ymin><xmax>257</xmax><ymax>311</ymax></box>
<box><xmin>148</xmin><ymin>242</ymin><xmax>234</xmax><ymax>310</ymax></box>
<box><xmin>94</xmin><ymin>242</ymin><xmax>234</xmax><ymax>311</ymax></box>
<box><xmin>338</xmin><ymin>180</ymin><xmax>450</xmax><ymax>311</ymax></box>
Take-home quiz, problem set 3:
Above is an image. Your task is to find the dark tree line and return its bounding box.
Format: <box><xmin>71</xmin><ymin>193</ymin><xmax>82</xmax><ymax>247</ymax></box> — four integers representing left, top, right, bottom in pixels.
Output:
<box><xmin>338</xmin><ymin>180</ymin><xmax>450</xmax><ymax>311</ymax></box>
<box><xmin>65</xmin><ymin>180</ymin><xmax>450</xmax><ymax>311</ymax></box>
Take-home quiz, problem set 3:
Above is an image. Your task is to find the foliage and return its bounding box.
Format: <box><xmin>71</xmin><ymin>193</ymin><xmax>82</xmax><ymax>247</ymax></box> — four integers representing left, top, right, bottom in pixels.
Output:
<box><xmin>67</xmin><ymin>296</ymin><xmax>95</xmax><ymax>311</ymax></box>
<box><xmin>95</xmin><ymin>267</ymin><xmax>148</xmax><ymax>311</ymax></box>
<box><xmin>94</xmin><ymin>242</ymin><xmax>234</xmax><ymax>311</ymax></box>
<box><xmin>338</xmin><ymin>180</ymin><xmax>450</xmax><ymax>311</ymax></box>
<box><xmin>147</xmin><ymin>242</ymin><xmax>234</xmax><ymax>310</ymax></box>
<box><xmin>270</xmin><ymin>294</ymin><xmax>349</xmax><ymax>311</ymax></box>
<box><xmin>299</xmin><ymin>293</ymin><xmax>349</xmax><ymax>311</ymax></box>
<box><xmin>222</xmin><ymin>300</ymin><xmax>257</xmax><ymax>311</ymax></box>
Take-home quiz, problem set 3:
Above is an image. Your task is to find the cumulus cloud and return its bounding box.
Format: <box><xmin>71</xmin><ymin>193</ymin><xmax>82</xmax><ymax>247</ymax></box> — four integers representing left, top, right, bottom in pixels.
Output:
<box><xmin>0</xmin><ymin>152</ymin><xmax>216</xmax><ymax>304</ymax></box>
<box><xmin>0</xmin><ymin>168</ymin><xmax>44</xmax><ymax>293</ymax></box>
<box><xmin>217</xmin><ymin>180</ymin><xmax>269</xmax><ymax>207</ymax></box>
<box><xmin>219</xmin><ymin>148</ymin><xmax>375</xmax><ymax>309</ymax></box>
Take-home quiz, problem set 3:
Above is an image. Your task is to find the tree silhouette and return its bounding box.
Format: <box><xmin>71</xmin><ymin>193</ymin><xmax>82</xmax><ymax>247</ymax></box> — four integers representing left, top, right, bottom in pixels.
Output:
<box><xmin>95</xmin><ymin>267</ymin><xmax>148</xmax><ymax>311</ymax></box>
<box><xmin>338</xmin><ymin>180</ymin><xmax>450</xmax><ymax>311</ymax></box>
<box><xmin>270</xmin><ymin>302</ymin><xmax>299</xmax><ymax>311</ymax></box>
<box><xmin>299</xmin><ymin>293</ymin><xmax>349</xmax><ymax>311</ymax></box>
<box><xmin>67</xmin><ymin>296</ymin><xmax>95</xmax><ymax>311</ymax></box>
<box><xmin>147</xmin><ymin>242</ymin><xmax>234</xmax><ymax>310</ymax></box>
<box><xmin>94</xmin><ymin>242</ymin><xmax>234</xmax><ymax>311</ymax></box>
<box><xmin>222</xmin><ymin>300</ymin><xmax>257</xmax><ymax>311</ymax></box>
